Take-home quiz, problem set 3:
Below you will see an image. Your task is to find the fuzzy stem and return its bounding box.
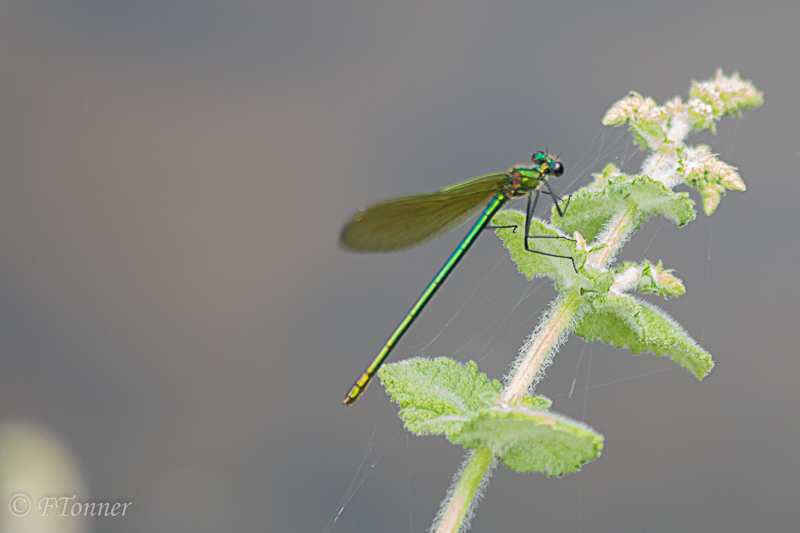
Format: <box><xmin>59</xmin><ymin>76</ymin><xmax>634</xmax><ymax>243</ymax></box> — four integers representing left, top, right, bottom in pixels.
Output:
<box><xmin>433</xmin><ymin>447</ymin><xmax>495</xmax><ymax>533</ymax></box>
<box><xmin>501</xmin><ymin>288</ymin><xmax>584</xmax><ymax>405</ymax></box>
<box><xmin>586</xmin><ymin>205</ymin><xmax>638</xmax><ymax>270</ymax></box>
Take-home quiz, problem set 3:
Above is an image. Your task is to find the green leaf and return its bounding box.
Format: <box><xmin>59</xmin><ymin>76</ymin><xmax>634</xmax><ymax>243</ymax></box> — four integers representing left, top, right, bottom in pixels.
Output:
<box><xmin>520</xmin><ymin>394</ymin><xmax>553</xmax><ymax>411</ymax></box>
<box><xmin>379</xmin><ymin>357</ymin><xmax>550</xmax><ymax>438</ymax></box>
<box><xmin>553</xmin><ymin>173</ymin><xmax>696</xmax><ymax>243</ymax></box>
<box><xmin>379</xmin><ymin>358</ymin><xmax>499</xmax><ymax>438</ymax></box>
<box><xmin>574</xmin><ymin>294</ymin><xmax>714</xmax><ymax>379</ymax></box>
<box><xmin>453</xmin><ymin>407</ymin><xmax>603</xmax><ymax>477</ymax></box>
<box><xmin>491</xmin><ymin>210</ymin><xmax>587</xmax><ymax>290</ymax></box>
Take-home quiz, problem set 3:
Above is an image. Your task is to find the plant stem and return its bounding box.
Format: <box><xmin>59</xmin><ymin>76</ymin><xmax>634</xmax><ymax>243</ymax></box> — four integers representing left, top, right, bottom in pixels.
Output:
<box><xmin>433</xmin><ymin>447</ymin><xmax>495</xmax><ymax>533</ymax></box>
<box><xmin>502</xmin><ymin>288</ymin><xmax>585</xmax><ymax>405</ymax></box>
<box><xmin>586</xmin><ymin>205</ymin><xmax>638</xmax><ymax>270</ymax></box>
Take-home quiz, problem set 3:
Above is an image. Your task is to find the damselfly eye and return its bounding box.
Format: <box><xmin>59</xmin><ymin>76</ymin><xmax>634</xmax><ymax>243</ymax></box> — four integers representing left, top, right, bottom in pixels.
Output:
<box><xmin>531</xmin><ymin>151</ymin><xmax>544</xmax><ymax>162</ymax></box>
<box><xmin>553</xmin><ymin>162</ymin><xmax>564</xmax><ymax>177</ymax></box>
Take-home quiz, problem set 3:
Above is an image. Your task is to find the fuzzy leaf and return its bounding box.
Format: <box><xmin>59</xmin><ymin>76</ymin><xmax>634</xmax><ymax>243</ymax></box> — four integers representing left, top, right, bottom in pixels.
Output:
<box><xmin>379</xmin><ymin>358</ymin><xmax>499</xmax><ymax>438</ymax></box>
<box><xmin>553</xmin><ymin>173</ymin><xmax>696</xmax><ymax>243</ymax></box>
<box><xmin>520</xmin><ymin>394</ymin><xmax>553</xmax><ymax>411</ymax></box>
<box><xmin>453</xmin><ymin>407</ymin><xmax>603</xmax><ymax>477</ymax></box>
<box><xmin>491</xmin><ymin>210</ymin><xmax>588</xmax><ymax>290</ymax></box>
<box><xmin>574</xmin><ymin>295</ymin><xmax>713</xmax><ymax>379</ymax></box>
<box><xmin>379</xmin><ymin>358</ymin><xmax>550</xmax><ymax>438</ymax></box>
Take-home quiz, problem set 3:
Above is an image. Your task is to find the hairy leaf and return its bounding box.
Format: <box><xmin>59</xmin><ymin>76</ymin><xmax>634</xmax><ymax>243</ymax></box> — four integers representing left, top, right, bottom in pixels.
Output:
<box><xmin>454</xmin><ymin>407</ymin><xmax>603</xmax><ymax>477</ymax></box>
<box><xmin>575</xmin><ymin>295</ymin><xmax>713</xmax><ymax>379</ymax></box>
<box><xmin>553</xmin><ymin>173</ymin><xmax>696</xmax><ymax>243</ymax></box>
<box><xmin>379</xmin><ymin>357</ymin><xmax>550</xmax><ymax>438</ymax></box>
<box><xmin>491</xmin><ymin>210</ymin><xmax>588</xmax><ymax>290</ymax></box>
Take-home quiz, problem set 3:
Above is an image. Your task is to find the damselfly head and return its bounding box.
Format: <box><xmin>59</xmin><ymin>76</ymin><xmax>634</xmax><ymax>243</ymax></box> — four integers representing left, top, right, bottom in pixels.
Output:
<box><xmin>531</xmin><ymin>151</ymin><xmax>564</xmax><ymax>178</ymax></box>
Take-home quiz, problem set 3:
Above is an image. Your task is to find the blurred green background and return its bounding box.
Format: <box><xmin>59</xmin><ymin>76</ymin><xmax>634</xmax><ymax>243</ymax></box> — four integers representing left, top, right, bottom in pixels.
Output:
<box><xmin>1</xmin><ymin>1</ymin><xmax>798</xmax><ymax>532</ymax></box>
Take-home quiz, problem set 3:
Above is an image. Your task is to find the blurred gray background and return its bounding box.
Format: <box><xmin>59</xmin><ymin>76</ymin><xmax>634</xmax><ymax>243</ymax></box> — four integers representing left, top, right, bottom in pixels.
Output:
<box><xmin>0</xmin><ymin>1</ymin><xmax>797</xmax><ymax>532</ymax></box>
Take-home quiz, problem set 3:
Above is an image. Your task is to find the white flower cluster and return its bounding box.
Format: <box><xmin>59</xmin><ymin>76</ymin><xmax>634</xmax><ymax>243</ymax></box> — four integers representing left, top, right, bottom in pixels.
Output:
<box><xmin>664</xmin><ymin>96</ymin><xmax>687</xmax><ymax>116</ymax></box>
<box><xmin>691</xmin><ymin>69</ymin><xmax>763</xmax><ymax>118</ymax></box>
<box><xmin>602</xmin><ymin>91</ymin><xmax>665</xmax><ymax>126</ymax></box>
<box><xmin>601</xmin><ymin>70</ymin><xmax>760</xmax><ymax>214</ymax></box>
<box><xmin>681</xmin><ymin>145</ymin><xmax>745</xmax><ymax>215</ymax></box>
<box><xmin>603</xmin><ymin>70</ymin><xmax>762</xmax><ymax>137</ymax></box>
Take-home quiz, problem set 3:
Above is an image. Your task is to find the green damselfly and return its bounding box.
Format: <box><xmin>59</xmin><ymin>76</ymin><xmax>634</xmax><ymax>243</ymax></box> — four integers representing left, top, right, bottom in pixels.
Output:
<box><xmin>341</xmin><ymin>152</ymin><xmax>574</xmax><ymax>405</ymax></box>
